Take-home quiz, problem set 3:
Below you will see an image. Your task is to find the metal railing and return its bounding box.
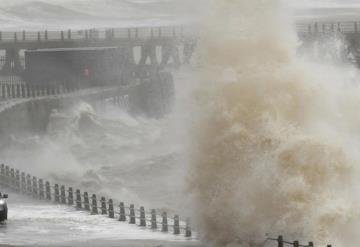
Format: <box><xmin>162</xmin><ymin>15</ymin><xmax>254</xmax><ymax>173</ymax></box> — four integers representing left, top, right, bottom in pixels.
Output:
<box><xmin>0</xmin><ymin>164</ymin><xmax>193</xmax><ymax>238</ymax></box>
<box><xmin>0</xmin><ymin>26</ymin><xmax>193</xmax><ymax>44</ymax></box>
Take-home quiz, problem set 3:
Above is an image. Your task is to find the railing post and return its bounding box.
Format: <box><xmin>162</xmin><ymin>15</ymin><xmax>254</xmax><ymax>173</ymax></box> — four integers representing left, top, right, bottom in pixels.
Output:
<box><xmin>135</xmin><ymin>28</ymin><xmax>138</xmax><ymax>39</ymax></box>
<box><xmin>83</xmin><ymin>192</ymin><xmax>90</xmax><ymax>211</ymax></box>
<box><xmin>60</xmin><ymin>185</ymin><xmax>66</xmax><ymax>204</ymax></box>
<box><xmin>54</xmin><ymin>184</ymin><xmax>60</xmax><ymax>203</ymax></box>
<box><xmin>278</xmin><ymin>235</ymin><xmax>284</xmax><ymax>247</ymax></box>
<box><xmin>85</xmin><ymin>30</ymin><xmax>89</xmax><ymax>40</ymax></box>
<box><xmin>76</xmin><ymin>189</ymin><xmax>81</xmax><ymax>209</ymax></box>
<box><xmin>32</xmin><ymin>176</ymin><xmax>38</xmax><ymax>197</ymax></box>
<box><xmin>21</xmin><ymin>172</ymin><xmax>26</xmax><ymax>193</ymax></box>
<box><xmin>45</xmin><ymin>181</ymin><xmax>51</xmax><ymax>200</ymax></box>
<box><xmin>151</xmin><ymin>209</ymin><xmax>157</xmax><ymax>229</ymax></box>
<box><xmin>22</xmin><ymin>30</ymin><xmax>26</xmax><ymax>40</ymax></box>
<box><xmin>91</xmin><ymin>194</ymin><xmax>98</xmax><ymax>214</ymax></box>
<box><xmin>10</xmin><ymin>168</ymin><xmax>15</xmax><ymax>188</ymax></box>
<box><xmin>15</xmin><ymin>170</ymin><xmax>20</xmax><ymax>191</ymax></box>
<box><xmin>119</xmin><ymin>202</ymin><xmax>126</xmax><ymax>221</ymax></box>
<box><xmin>68</xmin><ymin>187</ymin><xmax>74</xmax><ymax>205</ymax></box>
<box><xmin>37</xmin><ymin>32</ymin><xmax>41</xmax><ymax>42</ymax></box>
<box><xmin>68</xmin><ymin>29</ymin><xmax>71</xmax><ymax>40</ymax></box>
<box><xmin>39</xmin><ymin>179</ymin><xmax>44</xmax><ymax>199</ymax></box>
<box><xmin>162</xmin><ymin>212</ymin><xmax>168</xmax><ymax>232</ymax></box>
<box><xmin>355</xmin><ymin>22</ymin><xmax>358</xmax><ymax>33</ymax></box>
<box><xmin>139</xmin><ymin>206</ymin><xmax>146</xmax><ymax>227</ymax></box>
<box><xmin>314</xmin><ymin>22</ymin><xmax>318</xmax><ymax>33</ymax></box>
<box><xmin>5</xmin><ymin>166</ymin><xmax>10</xmax><ymax>186</ymax></box>
<box><xmin>101</xmin><ymin>197</ymin><xmax>107</xmax><ymax>215</ymax></box>
<box><xmin>26</xmin><ymin>174</ymin><xmax>32</xmax><ymax>195</ymax></box>
<box><xmin>185</xmin><ymin>218</ymin><xmax>192</xmax><ymax>237</ymax></box>
<box><xmin>173</xmin><ymin>215</ymin><xmax>180</xmax><ymax>234</ymax></box>
<box><xmin>108</xmin><ymin>199</ymin><xmax>114</xmax><ymax>218</ymax></box>
<box><xmin>61</xmin><ymin>31</ymin><xmax>64</xmax><ymax>41</ymax></box>
<box><xmin>44</xmin><ymin>30</ymin><xmax>48</xmax><ymax>40</ymax></box>
<box><xmin>0</xmin><ymin>164</ymin><xmax>4</xmax><ymax>183</ymax></box>
<box><xmin>14</xmin><ymin>32</ymin><xmax>17</xmax><ymax>42</ymax></box>
<box><xmin>129</xmin><ymin>204</ymin><xmax>135</xmax><ymax>224</ymax></box>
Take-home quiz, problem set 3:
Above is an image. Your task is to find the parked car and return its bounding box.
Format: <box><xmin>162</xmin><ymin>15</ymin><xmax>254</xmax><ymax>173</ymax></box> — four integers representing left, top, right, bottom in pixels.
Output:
<box><xmin>0</xmin><ymin>193</ymin><xmax>8</xmax><ymax>222</ymax></box>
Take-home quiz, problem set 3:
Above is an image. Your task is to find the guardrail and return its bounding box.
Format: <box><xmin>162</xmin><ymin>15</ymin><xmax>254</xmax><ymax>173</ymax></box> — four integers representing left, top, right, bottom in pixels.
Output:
<box><xmin>0</xmin><ymin>164</ymin><xmax>193</xmax><ymax>238</ymax></box>
<box><xmin>0</xmin><ymin>81</ymin><xmax>67</xmax><ymax>99</ymax></box>
<box><xmin>0</xmin><ymin>26</ymin><xmax>193</xmax><ymax>43</ymax></box>
<box><xmin>266</xmin><ymin>235</ymin><xmax>333</xmax><ymax>247</ymax></box>
<box><xmin>297</xmin><ymin>21</ymin><xmax>360</xmax><ymax>34</ymax></box>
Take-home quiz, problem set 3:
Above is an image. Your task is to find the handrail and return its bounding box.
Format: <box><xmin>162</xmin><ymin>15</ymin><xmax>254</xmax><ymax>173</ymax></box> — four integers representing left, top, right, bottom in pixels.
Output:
<box><xmin>0</xmin><ymin>164</ymin><xmax>193</xmax><ymax>238</ymax></box>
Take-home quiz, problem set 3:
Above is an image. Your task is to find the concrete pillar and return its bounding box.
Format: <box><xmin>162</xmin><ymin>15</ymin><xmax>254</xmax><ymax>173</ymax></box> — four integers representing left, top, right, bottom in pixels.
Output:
<box><xmin>139</xmin><ymin>42</ymin><xmax>158</xmax><ymax>65</ymax></box>
<box><xmin>278</xmin><ymin>236</ymin><xmax>284</xmax><ymax>247</ymax></box>
<box><xmin>83</xmin><ymin>192</ymin><xmax>90</xmax><ymax>211</ymax></box>
<box><xmin>32</xmin><ymin>177</ymin><xmax>38</xmax><ymax>197</ymax></box>
<box><xmin>173</xmin><ymin>215</ymin><xmax>180</xmax><ymax>235</ymax></box>
<box><xmin>124</xmin><ymin>45</ymin><xmax>135</xmax><ymax>65</ymax></box>
<box><xmin>10</xmin><ymin>168</ymin><xmax>15</xmax><ymax>188</ymax></box>
<box><xmin>100</xmin><ymin>197</ymin><xmax>107</xmax><ymax>215</ymax></box>
<box><xmin>76</xmin><ymin>189</ymin><xmax>82</xmax><ymax>209</ymax></box>
<box><xmin>15</xmin><ymin>170</ymin><xmax>20</xmax><ymax>191</ymax></box>
<box><xmin>162</xmin><ymin>212</ymin><xmax>168</xmax><ymax>232</ymax></box>
<box><xmin>183</xmin><ymin>39</ymin><xmax>197</xmax><ymax>64</ymax></box>
<box><xmin>1</xmin><ymin>48</ymin><xmax>22</xmax><ymax>75</ymax></box>
<box><xmin>119</xmin><ymin>202</ymin><xmax>126</xmax><ymax>221</ymax></box>
<box><xmin>68</xmin><ymin>187</ymin><xmax>74</xmax><ymax>205</ymax></box>
<box><xmin>39</xmin><ymin>179</ymin><xmax>44</xmax><ymax>199</ymax></box>
<box><xmin>45</xmin><ymin>181</ymin><xmax>51</xmax><ymax>200</ymax></box>
<box><xmin>129</xmin><ymin>204</ymin><xmax>135</xmax><ymax>224</ymax></box>
<box><xmin>151</xmin><ymin>209</ymin><xmax>157</xmax><ymax>229</ymax></box>
<box><xmin>5</xmin><ymin>166</ymin><xmax>10</xmax><ymax>186</ymax></box>
<box><xmin>60</xmin><ymin>185</ymin><xmax>66</xmax><ymax>204</ymax></box>
<box><xmin>26</xmin><ymin>174</ymin><xmax>32</xmax><ymax>195</ymax></box>
<box><xmin>54</xmin><ymin>184</ymin><xmax>60</xmax><ymax>203</ymax></box>
<box><xmin>161</xmin><ymin>42</ymin><xmax>181</xmax><ymax>67</ymax></box>
<box><xmin>139</xmin><ymin>206</ymin><xmax>146</xmax><ymax>227</ymax></box>
<box><xmin>21</xmin><ymin>172</ymin><xmax>26</xmax><ymax>193</ymax></box>
<box><xmin>91</xmin><ymin>194</ymin><xmax>98</xmax><ymax>214</ymax></box>
<box><xmin>185</xmin><ymin>218</ymin><xmax>192</xmax><ymax>237</ymax></box>
<box><xmin>108</xmin><ymin>199</ymin><xmax>114</xmax><ymax>218</ymax></box>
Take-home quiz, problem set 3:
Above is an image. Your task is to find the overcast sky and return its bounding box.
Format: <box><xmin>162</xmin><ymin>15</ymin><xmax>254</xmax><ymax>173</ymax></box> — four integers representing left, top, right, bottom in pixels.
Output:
<box><xmin>290</xmin><ymin>0</ymin><xmax>360</xmax><ymax>9</ymax></box>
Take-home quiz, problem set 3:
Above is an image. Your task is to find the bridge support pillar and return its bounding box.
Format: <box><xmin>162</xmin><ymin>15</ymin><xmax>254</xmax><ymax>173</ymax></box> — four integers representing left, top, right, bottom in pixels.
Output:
<box><xmin>1</xmin><ymin>48</ymin><xmax>23</xmax><ymax>75</ymax></box>
<box><xmin>123</xmin><ymin>45</ymin><xmax>135</xmax><ymax>65</ymax></box>
<box><xmin>161</xmin><ymin>42</ymin><xmax>181</xmax><ymax>68</ymax></box>
<box><xmin>183</xmin><ymin>39</ymin><xmax>197</xmax><ymax>64</ymax></box>
<box><xmin>139</xmin><ymin>43</ymin><xmax>158</xmax><ymax>65</ymax></box>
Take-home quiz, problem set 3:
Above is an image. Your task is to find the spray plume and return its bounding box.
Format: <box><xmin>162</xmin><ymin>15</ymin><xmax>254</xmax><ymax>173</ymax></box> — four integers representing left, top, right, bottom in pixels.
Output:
<box><xmin>188</xmin><ymin>0</ymin><xmax>360</xmax><ymax>246</ymax></box>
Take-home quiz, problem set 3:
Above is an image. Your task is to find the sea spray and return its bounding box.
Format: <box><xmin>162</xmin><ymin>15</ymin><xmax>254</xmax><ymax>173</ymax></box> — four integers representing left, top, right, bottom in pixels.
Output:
<box><xmin>188</xmin><ymin>0</ymin><xmax>360</xmax><ymax>246</ymax></box>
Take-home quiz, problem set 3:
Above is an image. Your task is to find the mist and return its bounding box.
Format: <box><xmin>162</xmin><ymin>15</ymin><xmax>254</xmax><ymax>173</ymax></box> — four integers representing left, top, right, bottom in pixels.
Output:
<box><xmin>188</xmin><ymin>0</ymin><xmax>360</xmax><ymax>246</ymax></box>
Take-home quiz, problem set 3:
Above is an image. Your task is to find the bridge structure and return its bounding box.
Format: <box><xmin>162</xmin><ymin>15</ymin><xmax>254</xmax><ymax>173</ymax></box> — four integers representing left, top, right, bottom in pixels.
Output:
<box><xmin>0</xmin><ymin>22</ymin><xmax>353</xmax><ymax>245</ymax></box>
<box><xmin>0</xmin><ymin>26</ymin><xmax>197</xmax><ymax>76</ymax></box>
<box><xmin>0</xmin><ymin>21</ymin><xmax>359</xmax><ymax>77</ymax></box>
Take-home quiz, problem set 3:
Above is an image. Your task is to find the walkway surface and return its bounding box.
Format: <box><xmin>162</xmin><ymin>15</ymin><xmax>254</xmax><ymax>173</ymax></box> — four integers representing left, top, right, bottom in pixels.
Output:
<box><xmin>0</xmin><ymin>193</ymin><xmax>201</xmax><ymax>247</ymax></box>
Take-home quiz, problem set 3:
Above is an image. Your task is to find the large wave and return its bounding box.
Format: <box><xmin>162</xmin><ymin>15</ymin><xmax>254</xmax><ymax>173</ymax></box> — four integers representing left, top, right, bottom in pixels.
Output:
<box><xmin>188</xmin><ymin>1</ymin><xmax>360</xmax><ymax>246</ymax></box>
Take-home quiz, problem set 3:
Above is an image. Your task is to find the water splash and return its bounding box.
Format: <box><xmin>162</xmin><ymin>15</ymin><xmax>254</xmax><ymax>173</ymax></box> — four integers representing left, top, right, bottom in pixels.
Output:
<box><xmin>188</xmin><ymin>1</ymin><xmax>360</xmax><ymax>246</ymax></box>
